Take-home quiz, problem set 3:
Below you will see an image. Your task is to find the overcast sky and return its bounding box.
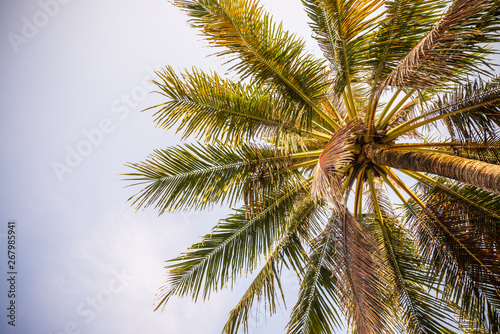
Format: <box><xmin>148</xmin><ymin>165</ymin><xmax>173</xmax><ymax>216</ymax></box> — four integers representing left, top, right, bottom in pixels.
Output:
<box><xmin>0</xmin><ymin>1</ymin><xmax>343</xmax><ymax>333</ymax></box>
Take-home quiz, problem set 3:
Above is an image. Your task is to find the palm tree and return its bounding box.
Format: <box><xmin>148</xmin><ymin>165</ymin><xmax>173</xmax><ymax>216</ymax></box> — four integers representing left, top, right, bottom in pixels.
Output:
<box><xmin>124</xmin><ymin>0</ymin><xmax>500</xmax><ymax>332</ymax></box>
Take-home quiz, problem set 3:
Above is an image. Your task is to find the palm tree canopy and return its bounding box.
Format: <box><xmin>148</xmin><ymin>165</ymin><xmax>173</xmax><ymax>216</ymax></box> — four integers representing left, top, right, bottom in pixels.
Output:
<box><xmin>124</xmin><ymin>0</ymin><xmax>500</xmax><ymax>333</ymax></box>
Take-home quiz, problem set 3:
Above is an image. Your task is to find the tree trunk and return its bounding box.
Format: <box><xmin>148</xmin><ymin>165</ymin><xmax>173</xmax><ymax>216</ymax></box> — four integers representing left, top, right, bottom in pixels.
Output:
<box><xmin>364</xmin><ymin>143</ymin><xmax>500</xmax><ymax>195</ymax></box>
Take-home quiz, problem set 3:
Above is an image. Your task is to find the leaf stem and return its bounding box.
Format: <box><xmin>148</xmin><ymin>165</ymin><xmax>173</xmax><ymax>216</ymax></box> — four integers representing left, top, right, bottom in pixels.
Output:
<box><xmin>383</xmin><ymin>95</ymin><xmax>500</xmax><ymax>143</ymax></box>
<box><xmin>375</xmin><ymin>89</ymin><xmax>402</xmax><ymax>127</ymax></box>
<box><xmin>378</xmin><ymin>89</ymin><xmax>415</xmax><ymax>129</ymax></box>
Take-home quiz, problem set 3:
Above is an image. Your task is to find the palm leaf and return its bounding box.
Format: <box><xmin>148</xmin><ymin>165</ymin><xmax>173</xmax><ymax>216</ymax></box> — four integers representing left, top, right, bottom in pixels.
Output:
<box><xmin>330</xmin><ymin>204</ymin><xmax>394</xmax><ymax>333</ymax></box>
<box><xmin>224</xmin><ymin>197</ymin><xmax>319</xmax><ymax>334</ymax></box>
<box><xmin>124</xmin><ymin>142</ymin><xmax>307</xmax><ymax>214</ymax></box>
<box><xmin>301</xmin><ymin>0</ymin><xmax>384</xmax><ymax>96</ymax></box>
<box><xmin>154</xmin><ymin>180</ymin><xmax>310</xmax><ymax>309</ymax></box>
<box><xmin>366</xmin><ymin>174</ymin><xmax>459</xmax><ymax>333</ymax></box>
<box><xmin>440</xmin><ymin>78</ymin><xmax>500</xmax><ymax>143</ymax></box>
<box><xmin>452</xmin><ymin>140</ymin><xmax>500</xmax><ymax>164</ymax></box>
<box><xmin>173</xmin><ymin>0</ymin><xmax>333</xmax><ymax>128</ymax></box>
<box><xmin>382</xmin><ymin>0</ymin><xmax>500</xmax><ymax>90</ymax></box>
<box><xmin>148</xmin><ymin>66</ymin><xmax>328</xmax><ymax>146</ymax></box>
<box><xmin>366</xmin><ymin>0</ymin><xmax>447</xmax><ymax>87</ymax></box>
<box><xmin>404</xmin><ymin>180</ymin><xmax>500</xmax><ymax>332</ymax></box>
<box><xmin>287</xmin><ymin>214</ymin><xmax>343</xmax><ymax>334</ymax></box>
<box><xmin>384</xmin><ymin>78</ymin><xmax>500</xmax><ymax>143</ymax></box>
<box><xmin>365</xmin><ymin>213</ymin><xmax>459</xmax><ymax>334</ymax></box>
<box><xmin>311</xmin><ymin>119</ymin><xmax>362</xmax><ymax>201</ymax></box>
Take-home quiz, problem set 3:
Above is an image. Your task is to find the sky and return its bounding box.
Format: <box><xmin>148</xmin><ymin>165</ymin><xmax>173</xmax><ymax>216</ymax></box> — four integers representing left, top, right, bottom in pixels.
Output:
<box><xmin>0</xmin><ymin>0</ymin><xmax>334</xmax><ymax>333</ymax></box>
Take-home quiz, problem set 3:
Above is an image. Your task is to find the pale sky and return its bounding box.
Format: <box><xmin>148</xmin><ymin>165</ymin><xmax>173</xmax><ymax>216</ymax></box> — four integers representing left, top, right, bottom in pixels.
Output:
<box><xmin>0</xmin><ymin>1</ymin><xmax>339</xmax><ymax>333</ymax></box>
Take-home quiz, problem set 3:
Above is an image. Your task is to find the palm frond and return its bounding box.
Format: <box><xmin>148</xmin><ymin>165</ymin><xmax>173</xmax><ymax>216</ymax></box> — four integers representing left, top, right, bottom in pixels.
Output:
<box><xmin>148</xmin><ymin>66</ymin><xmax>327</xmax><ymax>146</ymax></box>
<box><xmin>154</xmin><ymin>181</ymin><xmax>310</xmax><ymax>309</ymax></box>
<box><xmin>173</xmin><ymin>0</ymin><xmax>333</xmax><ymax>128</ymax></box>
<box><xmin>412</xmin><ymin>176</ymin><xmax>500</xmax><ymax>265</ymax></box>
<box><xmin>224</xmin><ymin>197</ymin><xmax>319</xmax><ymax>334</ymax></box>
<box><xmin>311</xmin><ymin>119</ymin><xmax>362</xmax><ymax>201</ymax></box>
<box><xmin>124</xmin><ymin>143</ymin><xmax>307</xmax><ymax>214</ymax></box>
<box><xmin>329</xmin><ymin>204</ymin><xmax>394</xmax><ymax>333</ymax></box>
<box><xmin>453</xmin><ymin>140</ymin><xmax>500</xmax><ymax>164</ymax></box>
<box><xmin>301</xmin><ymin>0</ymin><xmax>384</xmax><ymax>95</ymax></box>
<box><xmin>287</xmin><ymin>214</ymin><xmax>343</xmax><ymax>334</ymax></box>
<box><xmin>403</xmin><ymin>179</ymin><xmax>500</xmax><ymax>332</ymax></box>
<box><xmin>366</xmin><ymin>0</ymin><xmax>447</xmax><ymax>87</ymax></box>
<box><xmin>382</xmin><ymin>0</ymin><xmax>500</xmax><ymax>90</ymax></box>
<box><xmin>404</xmin><ymin>170</ymin><xmax>500</xmax><ymax>220</ymax></box>
<box><xmin>374</xmin><ymin>215</ymin><xmax>459</xmax><ymax>334</ymax></box>
<box><xmin>441</xmin><ymin>78</ymin><xmax>500</xmax><ymax>143</ymax></box>
<box><xmin>385</xmin><ymin>78</ymin><xmax>500</xmax><ymax>142</ymax></box>
<box><xmin>409</xmin><ymin>211</ymin><xmax>500</xmax><ymax>332</ymax></box>
<box><xmin>374</xmin><ymin>174</ymin><xmax>460</xmax><ymax>333</ymax></box>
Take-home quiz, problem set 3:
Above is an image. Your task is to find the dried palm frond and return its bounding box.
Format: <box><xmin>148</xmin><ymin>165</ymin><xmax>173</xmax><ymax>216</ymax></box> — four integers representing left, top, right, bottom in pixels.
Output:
<box><xmin>311</xmin><ymin>120</ymin><xmax>364</xmax><ymax>202</ymax></box>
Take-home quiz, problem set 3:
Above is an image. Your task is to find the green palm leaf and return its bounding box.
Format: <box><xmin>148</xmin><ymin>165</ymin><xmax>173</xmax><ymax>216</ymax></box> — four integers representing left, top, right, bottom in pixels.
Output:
<box><xmin>384</xmin><ymin>78</ymin><xmax>500</xmax><ymax>142</ymax></box>
<box><xmin>124</xmin><ymin>142</ymin><xmax>309</xmax><ymax>214</ymax></box>
<box><xmin>365</xmin><ymin>213</ymin><xmax>458</xmax><ymax>334</ymax></box>
<box><xmin>149</xmin><ymin>66</ymin><xmax>329</xmax><ymax>146</ymax></box>
<box><xmin>155</xmin><ymin>180</ymin><xmax>310</xmax><ymax>309</ymax></box>
<box><xmin>301</xmin><ymin>0</ymin><xmax>384</xmax><ymax>96</ymax></box>
<box><xmin>440</xmin><ymin>78</ymin><xmax>500</xmax><ymax>143</ymax></box>
<box><xmin>287</xmin><ymin>215</ymin><xmax>342</xmax><ymax>334</ymax></box>
<box><xmin>224</xmin><ymin>197</ymin><xmax>319</xmax><ymax>334</ymax></box>
<box><xmin>452</xmin><ymin>140</ymin><xmax>500</xmax><ymax>164</ymax></box>
<box><xmin>366</xmin><ymin>0</ymin><xmax>447</xmax><ymax>87</ymax></box>
<box><xmin>173</xmin><ymin>0</ymin><xmax>334</xmax><ymax>128</ymax></box>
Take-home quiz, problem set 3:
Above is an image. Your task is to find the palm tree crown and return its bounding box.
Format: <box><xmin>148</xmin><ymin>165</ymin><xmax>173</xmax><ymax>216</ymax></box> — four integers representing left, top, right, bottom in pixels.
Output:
<box><xmin>124</xmin><ymin>0</ymin><xmax>500</xmax><ymax>332</ymax></box>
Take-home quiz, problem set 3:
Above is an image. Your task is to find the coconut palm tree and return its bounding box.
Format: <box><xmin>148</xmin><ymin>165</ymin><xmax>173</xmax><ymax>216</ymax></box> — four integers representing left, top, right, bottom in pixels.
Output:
<box><xmin>124</xmin><ymin>0</ymin><xmax>500</xmax><ymax>332</ymax></box>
